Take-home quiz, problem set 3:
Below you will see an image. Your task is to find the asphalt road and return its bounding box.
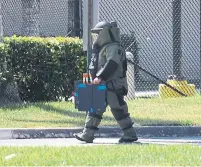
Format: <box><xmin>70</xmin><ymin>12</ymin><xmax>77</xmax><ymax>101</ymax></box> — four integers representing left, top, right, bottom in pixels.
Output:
<box><xmin>0</xmin><ymin>137</ymin><xmax>201</xmax><ymax>147</ymax></box>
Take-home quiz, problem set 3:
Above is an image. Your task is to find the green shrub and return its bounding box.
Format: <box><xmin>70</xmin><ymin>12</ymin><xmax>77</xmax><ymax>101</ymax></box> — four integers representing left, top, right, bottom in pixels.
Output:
<box><xmin>3</xmin><ymin>36</ymin><xmax>86</xmax><ymax>102</ymax></box>
<box><xmin>0</xmin><ymin>42</ymin><xmax>13</xmax><ymax>84</ymax></box>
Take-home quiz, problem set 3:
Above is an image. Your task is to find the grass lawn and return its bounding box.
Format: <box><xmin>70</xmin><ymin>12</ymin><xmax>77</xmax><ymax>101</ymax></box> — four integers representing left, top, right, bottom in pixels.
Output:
<box><xmin>0</xmin><ymin>96</ymin><xmax>200</xmax><ymax>128</ymax></box>
<box><xmin>0</xmin><ymin>145</ymin><xmax>201</xmax><ymax>166</ymax></box>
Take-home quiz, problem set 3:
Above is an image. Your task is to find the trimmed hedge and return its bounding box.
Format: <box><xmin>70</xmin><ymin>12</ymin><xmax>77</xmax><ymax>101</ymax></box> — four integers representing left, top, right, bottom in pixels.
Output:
<box><xmin>2</xmin><ymin>36</ymin><xmax>86</xmax><ymax>102</ymax></box>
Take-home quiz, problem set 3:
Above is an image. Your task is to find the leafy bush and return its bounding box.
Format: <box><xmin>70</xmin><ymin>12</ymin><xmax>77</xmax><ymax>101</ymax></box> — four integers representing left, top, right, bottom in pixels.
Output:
<box><xmin>2</xmin><ymin>36</ymin><xmax>86</xmax><ymax>102</ymax></box>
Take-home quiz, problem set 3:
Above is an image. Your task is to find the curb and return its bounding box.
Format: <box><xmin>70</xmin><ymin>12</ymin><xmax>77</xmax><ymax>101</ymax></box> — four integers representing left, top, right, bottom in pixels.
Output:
<box><xmin>0</xmin><ymin>126</ymin><xmax>201</xmax><ymax>139</ymax></box>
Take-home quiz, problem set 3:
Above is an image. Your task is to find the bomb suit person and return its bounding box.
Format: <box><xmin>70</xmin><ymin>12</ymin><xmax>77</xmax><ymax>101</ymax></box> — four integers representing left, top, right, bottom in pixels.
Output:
<box><xmin>74</xmin><ymin>21</ymin><xmax>138</xmax><ymax>143</ymax></box>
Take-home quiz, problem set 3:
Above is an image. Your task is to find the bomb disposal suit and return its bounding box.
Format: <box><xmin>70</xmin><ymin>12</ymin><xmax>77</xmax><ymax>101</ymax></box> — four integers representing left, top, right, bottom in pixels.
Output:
<box><xmin>74</xmin><ymin>21</ymin><xmax>138</xmax><ymax>143</ymax></box>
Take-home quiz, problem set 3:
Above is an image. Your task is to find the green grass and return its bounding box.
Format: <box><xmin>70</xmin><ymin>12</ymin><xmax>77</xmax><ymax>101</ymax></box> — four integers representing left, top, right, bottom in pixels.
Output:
<box><xmin>0</xmin><ymin>96</ymin><xmax>200</xmax><ymax>128</ymax></box>
<box><xmin>0</xmin><ymin>145</ymin><xmax>201</xmax><ymax>166</ymax></box>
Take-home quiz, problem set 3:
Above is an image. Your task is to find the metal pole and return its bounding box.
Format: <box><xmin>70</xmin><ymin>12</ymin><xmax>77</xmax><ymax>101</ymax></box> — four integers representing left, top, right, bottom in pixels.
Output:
<box><xmin>172</xmin><ymin>0</ymin><xmax>182</xmax><ymax>79</ymax></box>
<box><xmin>0</xmin><ymin>0</ymin><xmax>6</xmax><ymax>72</ymax></box>
<box><xmin>92</xmin><ymin>0</ymin><xmax>99</xmax><ymax>26</ymax></box>
<box><xmin>200</xmin><ymin>0</ymin><xmax>201</xmax><ymax>94</ymax></box>
<box><xmin>87</xmin><ymin>0</ymin><xmax>93</xmax><ymax>71</ymax></box>
<box><xmin>73</xmin><ymin>0</ymin><xmax>80</xmax><ymax>37</ymax></box>
<box><xmin>0</xmin><ymin>0</ymin><xmax>3</xmax><ymax>42</ymax></box>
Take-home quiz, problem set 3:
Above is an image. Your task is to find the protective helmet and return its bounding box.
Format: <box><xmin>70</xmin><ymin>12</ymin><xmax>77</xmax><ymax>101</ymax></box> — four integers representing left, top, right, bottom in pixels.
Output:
<box><xmin>91</xmin><ymin>21</ymin><xmax>120</xmax><ymax>47</ymax></box>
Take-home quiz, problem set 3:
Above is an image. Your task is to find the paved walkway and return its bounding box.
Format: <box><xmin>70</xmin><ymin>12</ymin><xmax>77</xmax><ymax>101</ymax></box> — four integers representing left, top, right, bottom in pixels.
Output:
<box><xmin>0</xmin><ymin>137</ymin><xmax>201</xmax><ymax>147</ymax></box>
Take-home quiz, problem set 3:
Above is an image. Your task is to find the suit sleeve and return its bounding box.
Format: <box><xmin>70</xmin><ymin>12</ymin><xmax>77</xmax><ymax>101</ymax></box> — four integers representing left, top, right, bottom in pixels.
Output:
<box><xmin>96</xmin><ymin>44</ymin><xmax>122</xmax><ymax>81</ymax></box>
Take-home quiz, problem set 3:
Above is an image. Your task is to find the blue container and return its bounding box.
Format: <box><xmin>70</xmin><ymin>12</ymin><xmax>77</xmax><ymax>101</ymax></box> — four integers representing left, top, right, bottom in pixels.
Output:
<box><xmin>74</xmin><ymin>81</ymin><xmax>107</xmax><ymax>112</ymax></box>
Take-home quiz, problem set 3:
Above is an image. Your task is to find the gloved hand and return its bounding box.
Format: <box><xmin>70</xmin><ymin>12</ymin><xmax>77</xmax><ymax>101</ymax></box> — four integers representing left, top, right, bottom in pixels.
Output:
<box><xmin>93</xmin><ymin>77</ymin><xmax>102</xmax><ymax>84</ymax></box>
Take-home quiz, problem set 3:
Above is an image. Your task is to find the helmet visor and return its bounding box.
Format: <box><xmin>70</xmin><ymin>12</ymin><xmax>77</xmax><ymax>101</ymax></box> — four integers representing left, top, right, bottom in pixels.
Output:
<box><xmin>91</xmin><ymin>33</ymin><xmax>99</xmax><ymax>44</ymax></box>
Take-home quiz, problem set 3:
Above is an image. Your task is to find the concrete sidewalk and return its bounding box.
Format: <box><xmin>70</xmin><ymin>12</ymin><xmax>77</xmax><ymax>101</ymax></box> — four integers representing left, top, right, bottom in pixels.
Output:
<box><xmin>1</xmin><ymin>137</ymin><xmax>201</xmax><ymax>147</ymax></box>
<box><xmin>0</xmin><ymin>126</ymin><xmax>201</xmax><ymax>139</ymax></box>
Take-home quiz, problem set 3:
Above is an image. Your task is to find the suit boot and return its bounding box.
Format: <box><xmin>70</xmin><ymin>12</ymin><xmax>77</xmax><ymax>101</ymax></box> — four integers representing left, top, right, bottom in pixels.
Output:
<box><xmin>74</xmin><ymin>114</ymin><xmax>102</xmax><ymax>143</ymax></box>
<box><xmin>116</xmin><ymin>116</ymin><xmax>138</xmax><ymax>143</ymax></box>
